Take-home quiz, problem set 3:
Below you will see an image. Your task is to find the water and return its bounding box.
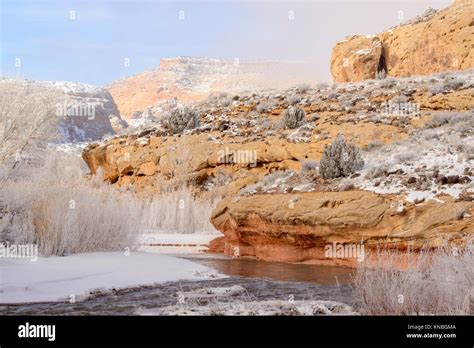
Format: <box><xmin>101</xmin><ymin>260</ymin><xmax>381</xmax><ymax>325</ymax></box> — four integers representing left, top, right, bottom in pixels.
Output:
<box><xmin>0</xmin><ymin>255</ymin><xmax>355</xmax><ymax>315</ymax></box>
<box><xmin>185</xmin><ymin>256</ymin><xmax>354</xmax><ymax>285</ymax></box>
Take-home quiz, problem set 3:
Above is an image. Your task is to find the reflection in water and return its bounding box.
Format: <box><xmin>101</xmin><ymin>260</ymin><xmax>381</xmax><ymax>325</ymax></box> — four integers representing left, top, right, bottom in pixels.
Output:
<box><xmin>182</xmin><ymin>256</ymin><xmax>355</xmax><ymax>285</ymax></box>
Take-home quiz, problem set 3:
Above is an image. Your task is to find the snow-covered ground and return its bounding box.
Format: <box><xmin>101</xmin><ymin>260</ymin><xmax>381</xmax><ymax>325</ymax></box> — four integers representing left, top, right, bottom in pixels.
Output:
<box><xmin>0</xmin><ymin>251</ymin><xmax>222</xmax><ymax>304</ymax></box>
<box><xmin>137</xmin><ymin>299</ymin><xmax>357</xmax><ymax>316</ymax></box>
<box><xmin>137</xmin><ymin>233</ymin><xmax>218</xmax><ymax>254</ymax></box>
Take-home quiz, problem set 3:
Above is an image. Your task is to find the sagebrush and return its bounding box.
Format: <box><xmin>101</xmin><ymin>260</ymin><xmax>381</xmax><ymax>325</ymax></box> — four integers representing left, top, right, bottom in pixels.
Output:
<box><xmin>162</xmin><ymin>106</ymin><xmax>200</xmax><ymax>134</ymax></box>
<box><xmin>282</xmin><ymin>105</ymin><xmax>305</xmax><ymax>129</ymax></box>
<box><xmin>320</xmin><ymin>134</ymin><xmax>364</xmax><ymax>179</ymax></box>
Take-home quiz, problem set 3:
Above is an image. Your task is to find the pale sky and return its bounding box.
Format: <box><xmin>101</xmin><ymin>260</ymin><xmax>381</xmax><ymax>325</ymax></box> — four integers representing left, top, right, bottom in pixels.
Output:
<box><xmin>0</xmin><ymin>0</ymin><xmax>452</xmax><ymax>85</ymax></box>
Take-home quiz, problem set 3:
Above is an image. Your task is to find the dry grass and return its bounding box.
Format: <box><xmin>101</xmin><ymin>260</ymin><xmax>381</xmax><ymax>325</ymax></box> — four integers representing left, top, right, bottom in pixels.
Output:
<box><xmin>354</xmin><ymin>248</ymin><xmax>474</xmax><ymax>315</ymax></box>
<box><xmin>1</xmin><ymin>151</ymin><xmax>218</xmax><ymax>256</ymax></box>
<box><xmin>1</xmin><ymin>152</ymin><xmax>140</xmax><ymax>256</ymax></box>
<box><xmin>142</xmin><ymin>186</ymin><xmax>219</xmax><ymax>235</ymax></box>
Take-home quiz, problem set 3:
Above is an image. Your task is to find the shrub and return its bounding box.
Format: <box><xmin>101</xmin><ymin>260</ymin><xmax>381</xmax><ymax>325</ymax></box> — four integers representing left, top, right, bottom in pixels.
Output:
<box><xmin>300</xmin><ymin>160</ymin><xmax>319</xmax><ymax>174</ymax></box>
<box><xmin>444</xmin><ymin>78</ymin><xmax>465</xmax><ymax>92</ymax></box>
<box><xmin>282</xmin><ymin>105</ymin><xmax>305</xmax><ymax>129</ymax></box>
<box><xmin>378</xmin><ymin>77</ymin><xmax>397</xmax><ymax>88</ymax></box>
<box><xmin>315</xmin><ymin>82</ymin><xmax>330</xmax><ymax>91</ymax></box>
<box><xmin>425</xmin><ymin>113</ymin><xmax>450</xmax><ymax>128</ymax></box>
<box><xmin>354</xmin><ymin>248</ymin><xmax>473</xmax><ymax>315</ymax></box>
<box><xmin>162</xmin><ymin>106</ymin><xmax>200</xmax><ymax>134</ymax></box>
<box><xmin>366</xmin><ymin>140</ymin><xmax>384</xmax><ymax>151</ymax></box>
<box><xmin>428</xmin><ymin>83</ymin><xmax>445</xmax><ymax>96</ymax></box>
<box><xmin>295</xmin><ymin>83</ymin><xmax>311</xmax><ymax>93</ymax></box>
<box><xmin>394</xmin><ymin>151</ymin><xmax>417</xmax><ymax>164</ymax></box>
<box><xmin>425</xmin><ymin>111</ymin><xmax>473</xmax><ymax>129</ymax></box>
<box><xmin>375</xmin><ymin>69</ymin><xmax>387</xmax><ymax>80</ymax></box>
<box><xmin>287</xmin><ymin>94</ymin><xmax>301</xmax><ymax>105</ymax></box>
<box><xmin>390</xmin><ymin>95</ymin><xmax>409</xmax><ymax>104</ymax></box>
<box><xmin>320</xmin><ymin>134</ymin><xmax>364</xmax><ymax>179</ymax></box>
<box><xmin>255</xmin><ymin>101</ymin><xmax>276</xmax><ymax>113</ymax></box>
<box><xmin>365</xmin><ymin>163</ymin><xmax>389</xmax><ymax>180</ymax></box>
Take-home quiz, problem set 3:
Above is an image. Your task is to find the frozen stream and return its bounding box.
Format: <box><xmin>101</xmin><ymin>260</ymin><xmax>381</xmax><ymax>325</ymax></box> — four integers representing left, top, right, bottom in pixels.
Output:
<box><xmin>0</xmin><ymin>255</ymin><xmax>355</xmax><ymax>315</ymax></box>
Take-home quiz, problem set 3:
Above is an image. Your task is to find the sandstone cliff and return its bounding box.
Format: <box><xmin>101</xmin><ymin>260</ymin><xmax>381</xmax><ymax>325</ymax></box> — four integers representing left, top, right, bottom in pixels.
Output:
<box><xmin>331</xmin><ymin>0</ymin><xmax>474</xmax><ymax>82</ymax></box>
<box><xmin>210</xmin><ymin>191</ymin><xmax>473</xmax><ymax>265</ymax></box>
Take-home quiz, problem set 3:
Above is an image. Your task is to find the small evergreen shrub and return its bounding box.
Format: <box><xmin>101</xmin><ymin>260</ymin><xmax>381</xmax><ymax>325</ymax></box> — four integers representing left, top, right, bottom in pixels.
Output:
<box><xmin>320</xmin><ymin>134</ymin><xmax>364</xmax><ymax>179</ymax></box>
<box><xmin>162</xmin><ymin>106</ymin><xmax>200</xmax><ymax>134</ymax></box>
<box><xmin>282</xmin><ymin>105</ymin><xmax>305</xmax><ymax>129</ymax></box>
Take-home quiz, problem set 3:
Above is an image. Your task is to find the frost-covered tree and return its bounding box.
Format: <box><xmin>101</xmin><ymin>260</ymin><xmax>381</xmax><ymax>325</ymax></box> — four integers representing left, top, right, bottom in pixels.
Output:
<box><xmin>0</xmin><ymin>80</ymin><xmax>63</xmax><ymax>189</ymax></box>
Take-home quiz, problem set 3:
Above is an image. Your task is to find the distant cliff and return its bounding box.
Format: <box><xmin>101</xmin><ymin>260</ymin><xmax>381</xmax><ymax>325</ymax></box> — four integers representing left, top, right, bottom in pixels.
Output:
<box><xmin>0</xmin><ymin>78</ymin><xmax>127</xmax><ymax>143</ymax></box>
<box><xmin>107</xmin><ymin>57</ymin><xmax>311</xmax><ymax>119</ymax></box>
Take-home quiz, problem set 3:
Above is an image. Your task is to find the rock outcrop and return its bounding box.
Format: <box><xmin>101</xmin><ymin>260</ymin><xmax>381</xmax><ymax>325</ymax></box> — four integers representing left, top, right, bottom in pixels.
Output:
<box><xmin>331</xmin><ymin>0</ymin><xmax>474</xmax><ymax>82</ymax></box>
<box><xmin>210</xmin><ymin>191</ymin><xmax>473</xmax><ymax>266</ymax></box>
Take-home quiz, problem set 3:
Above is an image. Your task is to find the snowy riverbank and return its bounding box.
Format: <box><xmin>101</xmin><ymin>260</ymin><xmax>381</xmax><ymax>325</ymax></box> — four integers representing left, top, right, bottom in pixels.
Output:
<box><xmin>0</xmin><ymin>251</ymin><xmax>222</xmax><ymax>304</ymax></box>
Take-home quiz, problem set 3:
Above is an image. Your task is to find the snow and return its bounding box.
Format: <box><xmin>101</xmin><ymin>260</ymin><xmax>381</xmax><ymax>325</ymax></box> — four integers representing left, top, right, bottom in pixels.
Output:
<box><xmin>49</xmin><ymin>142</ymin><xmax>89</xmax><ymax>155</ymax></box>
<box><xmin>177</xmin><ymin>285</ymin><xmax>246</xmax><ymax>299</ymax></box>
<box><xmin>405</xmin><ymin>190</ymin><xmax>435</xmax><ymax>204</ymax></box>
<box><xmin>356</xmin><ymin>130</ymin><xmax>473</xmax><ymax>203</ymax></box>
<box><xmin>137</xmin><ymin>233</ymin><xmax>219</xmax><ymax>254</ymax></box>
<box><xmin>0</xmin><ymin>252</ymin><xmax>222</xmax><ymax>304</ymax></box>
<box><xmin>355</xmin><ymin>49</ymin><xmax>371</xmax><ymax>55</ymax></box>
<box><xmin>137</xmin><ymin>299</ymin><xmax>357</xmax><ymax>316</ymax></box>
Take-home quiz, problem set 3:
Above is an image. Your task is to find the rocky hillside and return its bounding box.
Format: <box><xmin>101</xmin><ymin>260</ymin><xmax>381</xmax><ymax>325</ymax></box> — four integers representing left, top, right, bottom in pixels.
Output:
<box><xmin>83</xmin><ymin>69</ymin><xmax>474</xmax><ymax>265</ymax></box>
<box><xmin>107</xmin><ymin>57</ymin><xmax>311</xmax><ymax>123</ymax></box>
<box><xmin>331</xmin><ymin>0</ymin><xmax>473</xmax><ymax>82</ymax></box>
<box><xmin>0</xmin><ymin>78</ymin><xmax>127</xmax><ymax>143</ymax></box>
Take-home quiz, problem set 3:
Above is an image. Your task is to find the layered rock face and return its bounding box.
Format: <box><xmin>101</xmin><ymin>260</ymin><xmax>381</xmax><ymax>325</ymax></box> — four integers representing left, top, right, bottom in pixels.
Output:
<box><xmin>107</xmin><ymin>57</ymin><xmax>311</xmax><ymax>121</ymax></box>
<box><xmin>331</xmin><ymin>0</ymin><xmax>474</xmax><ymax>82</ymax></box>
<box><xmin>0</xmin><ymin>78</ymin><xmax>127</xmax><ymax>143</ymax></box>
<box><xmin>211</xmin><ymin>191</ymin><xmax>473</xmax><ymax>266</ymax></box>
